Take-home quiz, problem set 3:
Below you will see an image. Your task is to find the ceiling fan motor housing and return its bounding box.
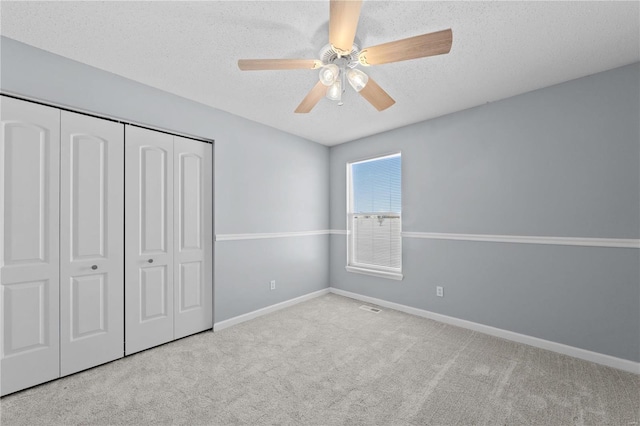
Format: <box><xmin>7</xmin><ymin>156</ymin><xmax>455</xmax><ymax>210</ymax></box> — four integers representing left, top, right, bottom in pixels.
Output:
<box><xmin>321</xmin><ymin>43</ymin><xmax>361</xmax><ymax>69</ymax></box>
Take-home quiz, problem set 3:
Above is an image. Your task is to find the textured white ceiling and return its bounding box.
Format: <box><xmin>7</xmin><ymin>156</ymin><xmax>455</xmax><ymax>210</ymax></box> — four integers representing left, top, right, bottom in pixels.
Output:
<box><xmin>1</xmin><ymin>1</ymin><xmax>638</xmax><ymax>145</ymax></box>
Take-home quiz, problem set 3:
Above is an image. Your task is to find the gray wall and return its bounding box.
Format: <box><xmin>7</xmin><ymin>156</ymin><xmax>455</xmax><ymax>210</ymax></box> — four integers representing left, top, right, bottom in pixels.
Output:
<box><xmin>329</xmin><ymin>63</ymin><xmax>640</xmax><ymax>362</ymax></box>
<box><xmin>1</xmin><ymin>36</ymin><xmax>330</xmax><ymax>323</ymax></box>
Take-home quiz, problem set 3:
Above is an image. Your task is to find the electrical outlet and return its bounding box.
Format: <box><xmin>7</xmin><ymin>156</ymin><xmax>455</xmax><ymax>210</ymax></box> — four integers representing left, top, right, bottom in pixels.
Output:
<box><xmin>270</xmin><ymin>280</ymin><xmax>276</xmax><ymax>290</ymax></box>
<box><xmin>436</xmin><ymin>286</ymin><xmax>444</xmax><ymax>297</ymax></box>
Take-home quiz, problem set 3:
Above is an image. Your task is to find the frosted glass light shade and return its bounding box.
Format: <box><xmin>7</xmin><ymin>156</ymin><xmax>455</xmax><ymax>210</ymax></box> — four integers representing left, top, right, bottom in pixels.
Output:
<box><xmin>326</xmin><ymin>79</ymin><xmax>342</xmax><ymax>101</ymax></box>
<box><xmin>347</xmin><ymin>69</ymin><xmax>369</xmax><ymax>92</ymax></box>
<box><xmin>319</xmin><ymin>64</ymin><xmax>339</xmax><ymax>86</ymax></box>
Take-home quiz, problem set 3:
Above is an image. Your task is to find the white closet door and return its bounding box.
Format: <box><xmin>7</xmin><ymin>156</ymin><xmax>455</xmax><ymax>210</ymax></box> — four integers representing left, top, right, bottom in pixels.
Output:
<box><xmin>173</xmin><ymin>137</ymin><xmax>212</xmax><ymax>339</ymax></box>
<box><xmin>0</xmin><ymin>97</ymin><xmax>60</xmax><ymax>396</ymax></box>
<box><xmin>59</xmin><ymin>111</ymin><xmax>124</xmax><ymax>376</ymax></box>
<box><xmin>125</xmin><ymin>126</ymin><xmax>174</xmax><ymax>355</ymax></box>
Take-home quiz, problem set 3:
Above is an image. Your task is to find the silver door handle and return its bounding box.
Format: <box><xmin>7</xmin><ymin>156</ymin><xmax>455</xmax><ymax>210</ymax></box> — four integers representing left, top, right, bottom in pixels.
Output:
<box><xmin>91</xmin><ymin>265</ymin><xmax>98</xmax><ymax>270</ymax></box>
<box><xmin>148</xmin><ymin>259</ymin><xmax>154</xmax><ymax>263</ymax></box>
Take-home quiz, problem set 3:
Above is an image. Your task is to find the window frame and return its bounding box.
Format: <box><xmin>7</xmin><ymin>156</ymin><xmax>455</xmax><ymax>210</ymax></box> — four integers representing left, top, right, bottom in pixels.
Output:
<box><xmin>345</xmin><ymin>152</ymin><xmax>403</xmax><ymax>281</ymax></box>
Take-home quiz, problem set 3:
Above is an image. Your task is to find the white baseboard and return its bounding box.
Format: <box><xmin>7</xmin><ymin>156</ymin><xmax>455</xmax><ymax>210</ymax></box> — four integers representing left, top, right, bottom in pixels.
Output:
<box><xmin>329</xmin><ymin>287</ymin><xmax>640</xmax><ymax>375</ymax></box>
<box><xmin>213</xmin><ymin>288</ymin><xmax>330</xmax><ymax>331</ymax></box>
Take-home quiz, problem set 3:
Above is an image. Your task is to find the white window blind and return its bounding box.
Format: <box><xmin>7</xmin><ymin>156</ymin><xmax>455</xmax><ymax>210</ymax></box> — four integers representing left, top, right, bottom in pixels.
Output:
<box><xmin>347</xmin><ymin>153</ymin><xmax>402</xmax><ymax>280</ymax></box>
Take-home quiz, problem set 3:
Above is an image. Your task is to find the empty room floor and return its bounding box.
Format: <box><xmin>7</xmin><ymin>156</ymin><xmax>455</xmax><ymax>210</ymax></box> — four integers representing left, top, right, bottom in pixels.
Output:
<box><xmin>1</xmin><ymin>293</ymin><xmax>638</xmax><ymax>425</ymax></box>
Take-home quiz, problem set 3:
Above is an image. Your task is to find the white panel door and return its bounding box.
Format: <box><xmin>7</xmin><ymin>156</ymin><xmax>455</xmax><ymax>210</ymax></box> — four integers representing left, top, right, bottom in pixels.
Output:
<box><xmin>59</xmin><ymin>111</ymin><xmax>124</xmax><ymax>376</ymax></box>
<box><xmin>0</xmin><ymin>97</ymin><xmax>60</xmax><ymax>396</ymax></box>
<box><xmin>173</xmin><ymin>137</ymin><xmax>212</xmax><ymax>339</ymax></box>
<box><xmin>125</xmin><ymin>126</ymin><xmax>174</xmax><ymax>355</ymax></box>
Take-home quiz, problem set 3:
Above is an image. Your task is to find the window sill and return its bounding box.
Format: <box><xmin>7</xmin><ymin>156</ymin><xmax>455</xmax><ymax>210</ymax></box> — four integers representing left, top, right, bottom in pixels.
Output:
<box><xmin>345</xmin><ymin>266</ymin><xmax>403</xmax><ymax>281</ymax></box>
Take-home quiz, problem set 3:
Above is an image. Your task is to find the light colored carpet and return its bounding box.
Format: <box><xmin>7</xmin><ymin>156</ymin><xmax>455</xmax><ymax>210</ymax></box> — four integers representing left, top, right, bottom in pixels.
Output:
<box><xmin>1</xmin><ymin>293</ymin><xmax>638</xmax><ymax>425</ymax></box>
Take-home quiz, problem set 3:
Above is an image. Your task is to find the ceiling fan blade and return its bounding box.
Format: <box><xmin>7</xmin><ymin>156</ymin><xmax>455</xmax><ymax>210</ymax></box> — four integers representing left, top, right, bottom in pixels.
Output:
<box><xmin>358</xmin><ymin>77</ymin><xmax>395</xmax><ymax>111</ymax></box>
<box><xmin>295</xmin><ymin>81</ymin><xmax>328</xmax><ymax>113</ymax></box>
<box><xmin>358</xmin><ymin>29</ymin><xmax>452</xmax><ymax>66</ymax></box>
<box><xmin>238</xmin><ymin>59</ymin><xmax>321</xmax><ymax>71</ymax></box>
<box><xmin>329</xmin><ymin>0</ymin><xmax>363</xmax><ymax>54</ymax></box>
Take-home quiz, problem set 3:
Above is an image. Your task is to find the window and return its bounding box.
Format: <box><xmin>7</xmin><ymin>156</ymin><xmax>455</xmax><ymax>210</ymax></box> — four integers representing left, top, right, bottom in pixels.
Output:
<box><xmin>346</xmin><ymin>153</ymin><xmax>402</xmax><ymax>280</ymax></box>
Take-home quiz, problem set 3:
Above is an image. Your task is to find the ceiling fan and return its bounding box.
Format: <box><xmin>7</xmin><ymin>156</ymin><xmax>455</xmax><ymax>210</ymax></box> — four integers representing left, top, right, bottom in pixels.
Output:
<box><xmin>238</xmin><ymin>0</ymin><xmax>452</xmax><ymax>113</ymax></box>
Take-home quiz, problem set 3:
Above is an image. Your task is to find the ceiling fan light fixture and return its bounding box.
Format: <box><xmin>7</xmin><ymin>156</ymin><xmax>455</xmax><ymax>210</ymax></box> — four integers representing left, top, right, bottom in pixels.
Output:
<box><xmin>326</xmin><ymin>79</ymin><xmax>342</xmax><ymax>101</ymax></box>
<box><xmin>347</xmin><ymin>68</ymin><xmax>369</xmax><ymax>92</ymax></box>
<box><xmin>319</xmin><ymin>64</ymin><xmax>339</xmax><ymax>86</ymax></box>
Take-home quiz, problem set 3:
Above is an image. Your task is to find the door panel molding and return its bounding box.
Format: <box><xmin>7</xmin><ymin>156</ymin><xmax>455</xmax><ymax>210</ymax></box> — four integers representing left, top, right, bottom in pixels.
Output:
<box><xmin>179</xmin><ymin>261</ymin><xmax>203</xmax><ymax>313</ymax></box>
<box><xmin>2</xmin><ymin>280</ymin><xmax>50</xmax><ymax>356</ymax></box>
<box><xmin>70</xmin><ymin>133</ymin><xmax>108</xmax><ymax>260</ymax></box>
<box><xmin>140</xmin><ymin>265</ymin><xmax>169</xmax><ymax>322</ymax></box>
<box><xmin>3</xmin><ymin>123</ymin><xmax>50</xmax><ymax>265</ymax></box>
<box><xmin>178</xmin><ymin>153</ymin><xmax>202</xmax><ymax>252</ymax></box>
<box><xmin>70</xmin><ymin>274</ymin><xmax>107</xmax><ymax>341</ymax></box>
<box><xmin>140</xmin><ymin>146</ymin><xmax>170</xmax><ymax>255</ymax></box>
